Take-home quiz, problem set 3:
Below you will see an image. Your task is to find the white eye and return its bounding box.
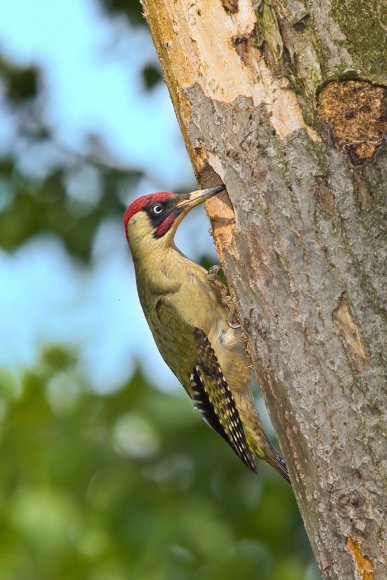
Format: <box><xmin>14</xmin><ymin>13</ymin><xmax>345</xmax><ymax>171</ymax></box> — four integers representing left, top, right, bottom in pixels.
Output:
<box><xmin>152</xmin><ymin>205</ymin><xmax>163</xmax><ymax>214</ymax></box>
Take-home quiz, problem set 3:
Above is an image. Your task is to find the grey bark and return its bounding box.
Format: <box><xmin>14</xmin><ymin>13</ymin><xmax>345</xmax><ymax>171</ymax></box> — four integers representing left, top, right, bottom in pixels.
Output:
<box><xmin>142</xmin><ymin>0</ymin><xmax>387</xmax><ymax>578</ymax></box>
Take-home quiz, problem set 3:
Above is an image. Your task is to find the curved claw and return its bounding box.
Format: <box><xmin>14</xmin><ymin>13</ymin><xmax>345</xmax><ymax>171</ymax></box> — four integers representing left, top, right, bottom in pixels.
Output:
<box><xmin>207</xmin><ymin>266</ymin><xmax>241</xmax><ymax>328</ymax></box>
<box><xmin>225</xmin><ymin>299</ymin><xmax>241</xmax><ymax>328</ymax></box>
<box><xmin>227</xmin><ymin>317</ymin><xmax>241</xmax><ymax>329</ymax></box>
<box><xmin>207</xmin><ymin>264</ymin><xmax>221</xmax><ymax>279</ymax></box>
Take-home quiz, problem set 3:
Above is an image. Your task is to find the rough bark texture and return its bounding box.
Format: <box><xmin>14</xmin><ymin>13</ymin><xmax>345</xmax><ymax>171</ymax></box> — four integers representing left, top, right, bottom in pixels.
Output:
<box><xmin>141</xmin><ymin>1</ymin><xmax>386</xmax><ymax>578</ymax></box>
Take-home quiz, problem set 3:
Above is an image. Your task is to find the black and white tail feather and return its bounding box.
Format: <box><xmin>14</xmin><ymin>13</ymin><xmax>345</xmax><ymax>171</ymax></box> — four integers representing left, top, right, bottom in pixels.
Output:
<box><xmin>190</xmin><ymin>328</ymin><xmax>257</xmax><ymax>473</ymax></box>
<box><xmin>191</xmin><ymin>327</ymin><xmax>290</xmax><ymax>483</ymax></box>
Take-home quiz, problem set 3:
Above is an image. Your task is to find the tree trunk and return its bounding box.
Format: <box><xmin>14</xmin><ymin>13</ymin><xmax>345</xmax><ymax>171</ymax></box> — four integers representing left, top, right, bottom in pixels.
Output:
<box><xmin>141</xmin><ymin>1</ymin><xmax>386</xmax><ymax>578</ymax></box>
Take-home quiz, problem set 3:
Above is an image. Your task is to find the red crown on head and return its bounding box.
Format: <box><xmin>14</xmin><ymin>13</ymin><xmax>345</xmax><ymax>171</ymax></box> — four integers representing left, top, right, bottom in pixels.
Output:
<box><xmin>123</xmin><ymin>192</ymin><xmax>174</xmax><ymax>232</ymax></box>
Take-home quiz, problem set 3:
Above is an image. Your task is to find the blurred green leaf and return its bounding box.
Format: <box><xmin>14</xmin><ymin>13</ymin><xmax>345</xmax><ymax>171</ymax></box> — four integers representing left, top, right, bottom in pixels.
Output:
<box><xmin>0</xmin><ymin>163</ymin><xmax>142</xmax><ymax>261</ymax></box>
<box><xmin>142</xmin><ymin>64</ymin><xmax>162</xmax><ymax>90</ymax></box>
<box><xmin>0</xmin><ymin>350</ymin><xmax>314</xmax><ymax>580</ymax></box>
<box><xmin>99</xmin><ymin>0</ymin><xmax>145</xmax><ymax>26</ymax></box>
<box><xmin>0</xmin><ymin>57</ymin><xmax>39</xmax><ymax>102</ymax></box>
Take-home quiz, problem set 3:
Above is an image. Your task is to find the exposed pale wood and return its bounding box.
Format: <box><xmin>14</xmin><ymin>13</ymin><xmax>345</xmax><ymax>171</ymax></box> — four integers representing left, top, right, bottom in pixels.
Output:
<box><xmin>141</xmin><ymin>1</ymin><xmax>387</xmax><ymax>578</ymax></box>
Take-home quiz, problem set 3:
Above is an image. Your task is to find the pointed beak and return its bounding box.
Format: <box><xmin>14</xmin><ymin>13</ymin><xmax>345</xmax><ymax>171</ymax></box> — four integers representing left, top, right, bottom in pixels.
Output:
<box><xmin>176</xmin><ymin>184</ymin><xmax>225</xmax><ymax>210</ymax></box>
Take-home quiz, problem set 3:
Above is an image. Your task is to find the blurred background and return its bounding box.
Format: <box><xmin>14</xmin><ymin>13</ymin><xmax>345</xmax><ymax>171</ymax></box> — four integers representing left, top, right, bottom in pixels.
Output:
<box><xmin>0</xmin><ymin>1</ymin><xmax>319</xmax><ymax>578</ymax></box>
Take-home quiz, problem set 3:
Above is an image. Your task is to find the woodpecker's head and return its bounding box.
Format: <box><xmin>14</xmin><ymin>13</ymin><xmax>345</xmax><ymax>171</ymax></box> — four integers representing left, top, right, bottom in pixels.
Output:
<box><xmin>123</xmin><ymin>184</ymin><xmax>225</xmax><ymax>257</ymax></box>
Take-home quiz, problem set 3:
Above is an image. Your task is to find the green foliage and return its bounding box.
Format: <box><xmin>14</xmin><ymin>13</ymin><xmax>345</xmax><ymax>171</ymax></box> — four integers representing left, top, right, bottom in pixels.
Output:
<box><xmin>331</xmin><ymin>0</ymin><xmax>387</xmax><ymax>80</ymax></box>
<box><xmin>0</xmin><ymin>350</ymin><xmax>315</xmax><ymax>580</ymax></box>
<box><xmin>142</xmin><ymin>64</ymin><xmax>163</xmax><ymax>91</ymax></box>
<box><xmin>100</xmin><ymin>0</ymin><xmax>145</xmax><ymax>26</ymax></box>
<box><xmin>0</xmin><ymin>57</ymin><xmax>143</xmax><ymax>262</ymax></box>
<box><xmin>0</xmin><ymin>57</ymin><xmax>39</xmax><ymax>102</ymax></box>
<box><xmin>0</xmin><ymin>161</ymin><xmax>141</xmax><ymax>260</ymax></box>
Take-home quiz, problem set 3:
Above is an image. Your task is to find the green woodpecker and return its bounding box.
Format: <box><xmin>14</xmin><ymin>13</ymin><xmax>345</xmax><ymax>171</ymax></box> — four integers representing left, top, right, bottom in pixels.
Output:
<box><xmin>124</xmin><ymin>185</ymin><xmax>289</xmax><ymax>482</ymax></box>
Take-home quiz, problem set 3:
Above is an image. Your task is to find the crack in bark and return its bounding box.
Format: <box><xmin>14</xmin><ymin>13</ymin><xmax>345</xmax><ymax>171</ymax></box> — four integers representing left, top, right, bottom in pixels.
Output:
<box><xmin>221</xmin><ymin>0</ymin><xmax>239</xmax><ymax>15</ymax></box>
<box><xmin>347</xmin><ymin>537</ymin><xmax>374</xmax><ymax>580</ymax></box>
<box><xmin>314</xmin><ymin>175</ymin><xmax>336</xmax><ymax>217</ymax></box>
<box><xmin>332</xmin><ymin>292</ymin><xmax>370</xmax><ymax>373</ymax></box>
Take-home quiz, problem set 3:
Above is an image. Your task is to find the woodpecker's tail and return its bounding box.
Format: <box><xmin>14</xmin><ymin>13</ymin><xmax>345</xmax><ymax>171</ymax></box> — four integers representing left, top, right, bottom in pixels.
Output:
<box><xmin>249</xmin><ymin>427</ymin><xmax>290</xmax><ymax>483</ymax></box>
<box><xmin>247</xmin><ymin>414</ymin><xmax>291</xmax><ymax>483</ymax></box>
<box><xmin>265</xmin><ymin>447</ymin><xmax>290</xmax><ymax>483</ymax></box>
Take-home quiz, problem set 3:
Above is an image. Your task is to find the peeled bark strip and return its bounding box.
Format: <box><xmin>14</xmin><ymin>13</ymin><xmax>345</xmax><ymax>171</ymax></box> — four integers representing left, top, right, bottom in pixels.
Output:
<box><xmin>141</xmin><ymin>1</ymin><xmax>387</xmax><ymax>578</ymax></box>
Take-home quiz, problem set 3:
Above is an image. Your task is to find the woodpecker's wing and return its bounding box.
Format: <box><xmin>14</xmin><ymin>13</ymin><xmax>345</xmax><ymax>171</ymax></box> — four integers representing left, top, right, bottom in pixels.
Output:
<box><xmin>151</xmin><ymin>297</ymin><xmax>198</xmax><ymax>390</ymax></box>
<box><xmin>152</xmin><ymin>299</ymin><xmax>256</xmax><ymax>473</ymax></box>
<box><xmin>191</xmin><ymin>328</ymin><xmax>257</xmax><ymax>473</ymax></box>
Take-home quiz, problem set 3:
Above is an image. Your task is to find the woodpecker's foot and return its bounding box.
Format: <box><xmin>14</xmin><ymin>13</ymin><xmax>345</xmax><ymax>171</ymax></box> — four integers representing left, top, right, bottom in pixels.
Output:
<box><xmin>207</xmin><ymin>264</ymin><xmax>221</xmax><ymax>281</ymax></box>
<box><xmin>224</xmin><ymin>296</ymin><xmax>241</xmax><ymax>329</ymax></box>
<box><xmin>207</xmin><ymin>265</ymin><xmax>227</xmax><ymax>298</ymax></box>
<box><xmin>207</xmin><ymin>265</ymin><xmax>241</xmax><ymax>329</ymax></box>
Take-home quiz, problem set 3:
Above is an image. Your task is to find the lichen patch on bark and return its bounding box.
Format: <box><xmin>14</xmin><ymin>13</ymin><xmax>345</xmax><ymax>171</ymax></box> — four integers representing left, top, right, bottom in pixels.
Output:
<box><xmin>347</xmin><ymin>537</ymin><xmax>374</xmax><ymax>580</ymax></box>
<box><xmin>318</xmin><ymin>81</ymin><xmax>387</xmax><ymax>164</ymax></box>
<box><xmin>331</xmin><ymin>0</ymin><xmax>387</xmax><ymax>79</ymax></box>
<box><xmin>333</xmin><ymin>292</ymin><xmax>370</xmax><ymax>373</ymax></box>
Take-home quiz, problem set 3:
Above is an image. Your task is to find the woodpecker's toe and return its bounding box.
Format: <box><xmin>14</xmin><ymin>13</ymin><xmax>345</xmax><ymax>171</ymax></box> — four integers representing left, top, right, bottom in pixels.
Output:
<box><xmin>207</xmin><ymin>264</ymin><xmax>221</xmax><ymax>279</ymax></box>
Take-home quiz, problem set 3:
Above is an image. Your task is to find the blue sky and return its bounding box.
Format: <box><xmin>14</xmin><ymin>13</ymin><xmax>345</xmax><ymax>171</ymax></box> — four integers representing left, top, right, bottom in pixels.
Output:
<box><xmin>0</xmin><ymin>0</ymin><xmax>217</xmax><ymax>392</ymax></box>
